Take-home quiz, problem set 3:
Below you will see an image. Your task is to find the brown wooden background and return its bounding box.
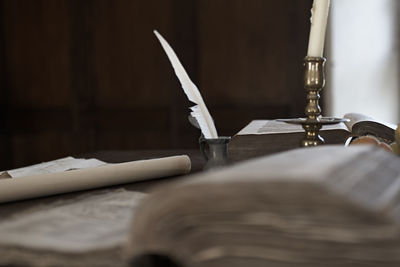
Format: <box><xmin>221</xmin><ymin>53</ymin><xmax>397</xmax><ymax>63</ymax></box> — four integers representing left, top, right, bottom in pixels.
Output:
<box><xmin>0</xmin><ymin>0</ymin><xmax>312</xmax><ymax>169</ymax></box>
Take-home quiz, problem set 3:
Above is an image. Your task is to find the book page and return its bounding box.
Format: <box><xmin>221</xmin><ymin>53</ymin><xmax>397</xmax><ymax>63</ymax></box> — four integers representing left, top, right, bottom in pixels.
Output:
<box><xmin>184</xmin><ymin>146</ymin><xmax>372</xmax><ymax>185</ymax></box>
<box><xmin>344</xmin><ymin>113</ymin><xmax>375</xmax><ymax>131</ymax></box>
<box><xmin>180</xmin><ymin>145</ymin><xmax>400</xmax><ymax>220</ymax></box>
<box><xmin>238</xmin><ymin>120</ymin><xmax>348</xmax><ymax>135</ymax></box>
<box><xmin>344</xmin><ymin>112</ymin><xmax>397</xmax><ymax>131</ymax></box>
<box><xmin>0</xmin><ymin>189</ymin><xmax>146</xmax><ymax>253</ymax></box>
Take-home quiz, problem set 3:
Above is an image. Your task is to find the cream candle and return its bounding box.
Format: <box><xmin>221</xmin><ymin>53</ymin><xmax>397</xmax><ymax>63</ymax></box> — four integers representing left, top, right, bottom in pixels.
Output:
<box><xmin>307</xmin><ymin>0</ymin><xmax>330</xmax><ymax>57</ymax></box>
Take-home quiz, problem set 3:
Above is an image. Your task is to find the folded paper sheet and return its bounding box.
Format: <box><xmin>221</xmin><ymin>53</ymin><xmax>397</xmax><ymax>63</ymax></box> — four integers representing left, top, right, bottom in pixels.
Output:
<box><xmin>0</xmin><ymin>155</ymin><xmax>191</xmax><ymax>203</ymax></box>
<box><xmin>7</xmin><ymin>156</ymin><xmax>106</xmax><ymax>178</ymax></box>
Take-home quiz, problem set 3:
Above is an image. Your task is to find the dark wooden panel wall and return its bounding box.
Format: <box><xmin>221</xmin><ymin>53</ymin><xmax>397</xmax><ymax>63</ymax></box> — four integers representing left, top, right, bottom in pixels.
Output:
<box><xmin>0</xmin><ymin>0</ymin><xmax>312</xmax><ymax>169</ymax></box>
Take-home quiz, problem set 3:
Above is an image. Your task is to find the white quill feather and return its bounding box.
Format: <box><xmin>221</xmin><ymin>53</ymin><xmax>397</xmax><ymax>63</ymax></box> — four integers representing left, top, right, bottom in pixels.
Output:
<box><xmin>154</xmin><ymin>30</ymin><xmax>218</xmax><ymax>139</ymax></box>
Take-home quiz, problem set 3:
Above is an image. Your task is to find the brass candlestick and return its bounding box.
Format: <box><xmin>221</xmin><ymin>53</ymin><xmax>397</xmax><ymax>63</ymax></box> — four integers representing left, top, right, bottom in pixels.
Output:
<box><xmin>279</xmin><ymin>57</ymin><xmax>348</xmax><ymax>147</ymax></box>
<box><xmin>302</xmin><ymin>57</ymin><xmax>325</xmax><ymax>146</ymax></box>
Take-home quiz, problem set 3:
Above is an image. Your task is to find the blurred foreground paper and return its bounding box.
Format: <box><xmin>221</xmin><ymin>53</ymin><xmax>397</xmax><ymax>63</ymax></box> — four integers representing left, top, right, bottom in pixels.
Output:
<box><xmin>0</xmin><ymin>155</ymin><xmax>191</xmax><ymax>203</ymax></box>
<box><xmin>0</xmin><ymin>189</ymin><xmax>146</xmax><ymax>253</ymax></box>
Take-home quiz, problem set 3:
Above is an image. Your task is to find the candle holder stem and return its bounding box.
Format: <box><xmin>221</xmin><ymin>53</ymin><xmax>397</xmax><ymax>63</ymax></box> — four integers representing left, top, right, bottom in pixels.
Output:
<box><xmin>301</xmin><ymin>57</ymin><xmax>326</xmax><ymax>147</ymax></box>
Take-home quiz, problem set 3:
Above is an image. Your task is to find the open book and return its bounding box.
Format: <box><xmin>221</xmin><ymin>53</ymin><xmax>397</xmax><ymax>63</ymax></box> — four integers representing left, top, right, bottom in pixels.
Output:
<box><xmin>228</xmin><ymin>113</ymin><xmax>396</xmax><ymax>162</ymax></box>
<box><xmin>127</xmin><ymin>145</ymin><xmax>400</xmax><ymax>267</ymax></box>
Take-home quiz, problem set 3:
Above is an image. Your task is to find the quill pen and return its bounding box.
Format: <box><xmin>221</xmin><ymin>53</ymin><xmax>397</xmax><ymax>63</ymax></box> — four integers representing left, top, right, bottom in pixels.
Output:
<box><xmin>154</xmin><ymin>30</ymin><xmax>218</xmax><ymax>139</ymax></box>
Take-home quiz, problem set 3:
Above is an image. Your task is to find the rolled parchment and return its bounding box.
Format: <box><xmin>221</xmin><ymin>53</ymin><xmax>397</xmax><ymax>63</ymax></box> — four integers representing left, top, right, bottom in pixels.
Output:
<box><xmin>0</xmin><ymin>155</ymin><xmax>191</xmax><ymax>203</ymax></box>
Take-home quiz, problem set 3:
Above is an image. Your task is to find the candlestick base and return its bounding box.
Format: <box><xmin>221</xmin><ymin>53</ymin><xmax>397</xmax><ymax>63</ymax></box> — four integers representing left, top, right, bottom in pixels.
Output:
<box><xmin>278</xmin><ymin>117</ymin><xmax>349</xmax><ymax>147</ymax></box>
